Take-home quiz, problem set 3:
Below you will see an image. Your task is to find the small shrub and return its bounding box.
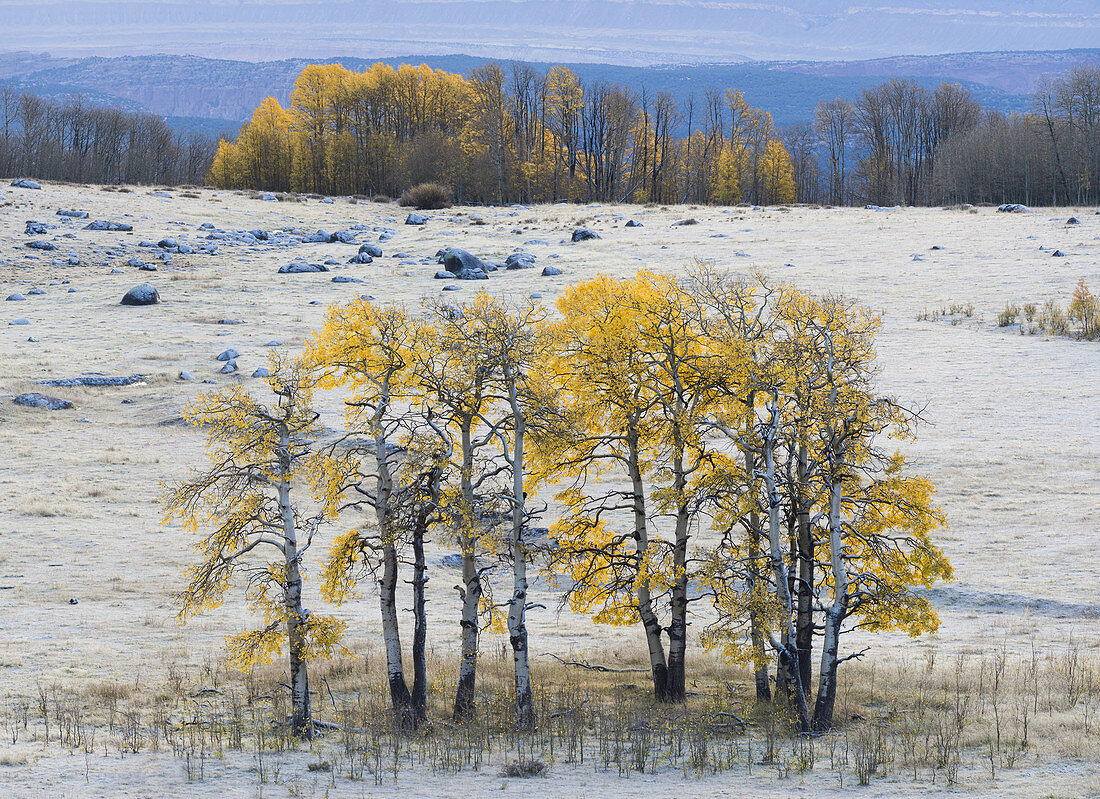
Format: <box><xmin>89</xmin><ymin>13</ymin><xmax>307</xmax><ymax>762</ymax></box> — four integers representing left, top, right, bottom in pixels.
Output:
<box><xmin>998</xmin><ymin>304</ymin><xmax>1019</xmax><ymax>327</ymax></box>
<box><xmin>399</xmin><ymin>182</ymin><xmax>452</xmax><ymax>209</ymax></box>
<box><xmin>372</xmin><ymin>194</ymin><xmax>393</xmax><ymax>203</ymax></box>
<box><xmin>500</xmin><ymin>758</ymin><xmax>549</xmax><ymax>778</ymax></box>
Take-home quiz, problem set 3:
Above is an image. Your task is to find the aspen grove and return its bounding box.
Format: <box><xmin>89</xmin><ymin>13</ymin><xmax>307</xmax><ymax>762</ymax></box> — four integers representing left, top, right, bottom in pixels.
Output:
<box><xmin>165</xmin><ymin>270</ymin><xmax>952</xmax><ymax>738</ymax></box>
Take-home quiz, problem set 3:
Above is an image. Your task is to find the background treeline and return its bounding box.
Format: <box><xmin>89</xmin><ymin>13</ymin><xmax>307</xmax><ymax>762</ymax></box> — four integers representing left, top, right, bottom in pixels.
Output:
<box><xmin>803</xmin><ymin>65</ymin><xmax>1100</xmax><ymax>207</ymax></box>
<box><xmin>207</xmin><ymin>62</ymin><xmax>797</xmax><ymax>205</ymax></box>
<box><xmin>210</xmin><ymin>60</ymin><xmax>1100</xmax><ymax>207</ymax></box>
<box><xmin>0</xmin><ymin>88</ymin><xmax>215</xmax><ymax>186</ymax></box>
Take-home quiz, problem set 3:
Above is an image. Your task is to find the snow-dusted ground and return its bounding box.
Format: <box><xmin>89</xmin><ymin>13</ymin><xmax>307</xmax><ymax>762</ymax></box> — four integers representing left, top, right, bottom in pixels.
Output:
<box><xmin>1</xmin><ymin>183</ymin><xmax>1098</xmax><ymax>796</ymax></box>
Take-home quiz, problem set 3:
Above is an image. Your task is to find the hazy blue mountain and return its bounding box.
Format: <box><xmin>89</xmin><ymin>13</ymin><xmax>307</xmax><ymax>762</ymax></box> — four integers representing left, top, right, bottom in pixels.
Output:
<box><xmin>2</xmin><ymin>48</ymin><xmax>1077</xmax><ymax>139</ymax></box>
<box><xmin>0</xmin><ymin>1</ymin><xmax>1097</xmax><ymax>65</ymax></box>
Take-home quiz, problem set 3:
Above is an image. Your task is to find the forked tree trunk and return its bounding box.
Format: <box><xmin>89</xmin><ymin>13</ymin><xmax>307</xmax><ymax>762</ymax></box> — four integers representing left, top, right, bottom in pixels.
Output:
<box><xmin>628</xmin><ymin>426</ymin><xmax>669</xmax><ymax>701</ymax></box>
<box><xmin>454</xmin><ymin>420</ymin><xmax>481</xmax><ymax>722</ymax></box>
<box><xmin>410</xmin><ymin>469</ymin><xmax>436</xmax><ymax>723</ymax></box>
<box><xmin>666</xmin><ymin>450</ymin><xmax>690</xmax><ymax>703</ymax></box>
<box><xmin>506</xmin><ymin>375</ymin><xmax>535</xmax><ymax>730</ymax></box>
<box><xmin>278</xmin><ymin>420</ymin><xmax>312</xmax><ymax>739</ymax></box>
<box><xmin>741</xmin><ymin>400</ymin><xmax>771</xmax><ymax>701</ymax></box>
<box><xmin>761</xmin><ymin>399</ymin><xmax>811</xmax><ymax>733</ymax></box>
<box><xmin>794</xmin><ymin>439</ymin><xmax>815</xmax><ymax>693</ymax></box>
<box><xmin>812</xmin><ymin>461</ymin><xmax>849</xmax><ymax>733</ymax></box>
<box><xmin>380</xmin><ymin>541</ymin><xmax>415</xmax><ymax>729</ymax></box>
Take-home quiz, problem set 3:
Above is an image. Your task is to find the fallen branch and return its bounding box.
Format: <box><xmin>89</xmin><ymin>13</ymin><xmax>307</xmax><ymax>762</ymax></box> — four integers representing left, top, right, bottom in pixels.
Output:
<box><xmin>543</xmin><ymin>653</ymin><xmax>648</xmax><ymax>674</ymax></box>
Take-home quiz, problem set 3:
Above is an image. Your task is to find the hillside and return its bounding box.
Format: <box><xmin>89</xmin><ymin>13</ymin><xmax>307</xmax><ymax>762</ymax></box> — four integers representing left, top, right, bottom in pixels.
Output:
<box><xmin>3</xmin><ymin>49</ymin><xmax>1082</xmax><ymax>139</ymax></box>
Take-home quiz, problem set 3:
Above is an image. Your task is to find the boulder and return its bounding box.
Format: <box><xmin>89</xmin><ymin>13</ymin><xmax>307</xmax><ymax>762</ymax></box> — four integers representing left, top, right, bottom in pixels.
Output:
<box><xmin>278</xmin><ymin>262</ymin><xmax>329</xmax><ymax>273</ymax></box>
<box><xmin>178</xmin><ymin>371</ymin><xmax>195</xmax><ymax>381</ymax></box>
<box><xmin>347</xmin><ymin>252</ymin><xmax>374</xmax><ymax>264</ymax></box>
<box><xmin>672</xmin><ymin>218</ymin><xmax>698</xmax><ymax>226</ymax></box>
<box><xmin>542</xmin><ymin>266</ymin><xmax>563</xmax><ymax>276</ymax></box>
<box><xmin>252</xmin><ymin>367</ymin><xmax>270</xmax><ymax>378</ymax></box>
<box><xmin>220</xmin><ymin>360</ymin><xmax>238</xmax><ymax>374</ymax></box>
<box><xmin>84</xmin><ymin>220</ymin><xmax>133</xmax><ymax>231</ymax></box>
<box><xmin>9</xmin><ymin>318</ymin><xmax>30</xmax><ymax>325</ymax></box>
<box><xmin>571</xmin><ymin>228</ymin><xmax>600</xmax><ymax>242</ymax></box>
<box><xmin>332</xmin><ymin>275</ymin><xmax>364</xmax><ymax>283</ymax></box>
<box><xmin>215</xmin><ymin>349</ymin><xmax>239</xmax><ymax>361</ymax></box>
<box><xmin>997</xmin><ymin>203</ymin><xmax>1030</xmax><ymax>213</ymax></box>
<box><xmin>405</xmin><ymin>213</ymin><xmax>428</xmax><ymax>225</ymax></box>
<box><xmin>157</xmin><ymin>238</ymin><xmax>179</xmax><ymax>250</ymax></box>
<box><xmin>302</xmin><ymin>229</ymin><xmax>332</xmax><ymax>243</ymax></box>
<box><xmin>26</xmin><ymin>241</ymin><xmax>57</xmax><ymax>251</ymax></box>
<box><xmin>332</xmin><ymin>230</ymin><xmax>357</xmax><ymax>244</ymax></box>
<box><xmin>440</xmin><ymin>247</ymin><xmax>488</xmax><ymax>275</ymax></box>
<box><xmin>505</xmin><ymin>252</ymin><xmax>536</xmax><ymax>270</ymax></box>
<box><xmin>26</xmin><ymin>288</ymin><xmax>45</xmax><ymax>296</ymax></box>
<box><xmin>14</xmin><ymin>392</ymin><xmax>72</xmax><ymax>410</ymax></box>
<box><xmin>11</xmin><ymin>179</ymin><xmax>41</xmax><ymax>189</ymax></box>
<box><xmin>625</xmin><ymin>219</ymin><xmax>643</xmax><ymax>227</ymax></box>
<box><xmin>6</xmin><ymin>293</ymin><xmax>26</xmax><ymax>301</ymax></box>
<box><xmin>120</xmin><ymin>284</ymin><xmax>159</xmax><ymax>306</ymax></box>
<box><xmin>1052</xmin><ymin>250</ymin><xmax>1066</xmax><ymax>257</ymax></box>
<box><xmin>358</xmin><ymin>243</ymin><xmax>383</xmax><ymax>257</ymax></box>
<box><xmin>38</xmin><ymin>374</ymin><xmax>145</xmax><ymax>387</ymax></box>
<box><xmin>441</xmin><ymin>554</ymin><xmax>463</xmax><ymax>568</ymax></box>
<box><xmin>26</xmin><ymin>222</ymin><xmax>52</xmax><ymax>236</ymax></box>
<box><xmin>441</xmin><ymin>284</ymin><xmax>462</xmax><ymax>291</ymax></box>
<box><xmin>1067</xmin><ymin>217</ymin><xmax>1080</xmax><ymax>225</ymax></box>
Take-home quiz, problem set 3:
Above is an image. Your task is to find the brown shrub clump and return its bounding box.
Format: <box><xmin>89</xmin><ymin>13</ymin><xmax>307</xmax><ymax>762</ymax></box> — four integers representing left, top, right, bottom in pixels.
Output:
<box><xmin>399</xmin><ymin>182</ymin><xmax>453</xmax><ymax>209</ymax></box>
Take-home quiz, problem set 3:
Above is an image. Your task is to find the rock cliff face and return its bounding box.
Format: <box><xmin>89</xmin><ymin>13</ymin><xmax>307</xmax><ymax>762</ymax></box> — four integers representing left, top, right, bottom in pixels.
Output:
<box><xmin>1</xmin><ymin>43</ymin><xmax>1094</xmax><ymax>138</ymax></box>
<box><xmin>1</xmin><ymin>1</ymin><xmax>1098</xmax><ymax>66</ymax></box>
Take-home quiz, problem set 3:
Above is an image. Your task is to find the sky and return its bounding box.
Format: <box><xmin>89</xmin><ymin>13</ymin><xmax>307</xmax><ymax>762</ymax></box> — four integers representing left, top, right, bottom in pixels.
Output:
<box><xmin>0</xmin><ymin>1</ymin><xmax>1098</xmax><ymax>64</ymax></box>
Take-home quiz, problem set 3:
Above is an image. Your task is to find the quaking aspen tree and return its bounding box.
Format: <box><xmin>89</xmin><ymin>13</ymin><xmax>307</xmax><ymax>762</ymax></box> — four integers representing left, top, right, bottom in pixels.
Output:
<box><xmin>307</xmin><ymin>302</ymin><xmax>445</xmax><ymax>730</ymax></box>
<box><xmin>163</xmin><ymin>358</ymin><xmax>348</xmax><ymax>740</ymax></box>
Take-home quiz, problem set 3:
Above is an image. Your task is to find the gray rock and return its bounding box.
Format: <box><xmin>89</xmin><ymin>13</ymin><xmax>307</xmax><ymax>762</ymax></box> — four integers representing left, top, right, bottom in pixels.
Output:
<box><xmin>405</xmin><ymin>213</ymin><xmax>428</xmax><ymax>225</ymax></box>
<box><xmin>26</xmin><ymin>222</ymin><xmax>52</xmax><ymax>236</ymax></box>
<box><xmin>358</xmin><ymin>243</ymin><xmax>383</xmax><ymax>257</ymax></box>
<box><xmin>252</xmin><ymin>367</ymin><xmax>270</xmax><ymax>378</ymax></box>
<box><xmin>672</xmin><ymin>218</ymin><xmax>698</xmax><ymax>226</ymax></box>
<box><xmin>332</xmin><ymin>275</ymin><xmax>364</xmax><ymax>283</ymax></box>
<box><xmin>1052</xmin><ymin>249</ymin><xmax>1066</xmax><ymax>257</ymax></box>
<box><xmin>179</xmin><ymin>371</ymin><xmax>195</xmax><ymax>381</ymax></box>
<box><xmin>434</xmin><ymin>270</ymin><xmax>456</xmax><ymax>279</ymax></box>
<box><xmin>571</xmin><ymin>228</ymin><xmax>600</xmax><ymax>242</ymax></box>
<box><xmin>278</xmin><ymin>262</ymin><xmax>329</xmax><ymax>273</ymax></box>
<box><xmin>261</xmin><ymin>193</ymin><xmax>278</xmax><ymax>201</ymax></box>
<box><xmin>440</xmin><ymin>247</ymin><xmax>488</xmax><ymax>275</ymax></box>
<box><xmin>14</xmin><ymin>392</ymin><xmax>73</xmax><ymax>410</ymax></box>
<box><xmin>10</xmin><ymin>318</ymin><xmax>30</xmax><ymax>325</ymax></box>
<box><xmin>38</xmin><ymin>374</ymin><xmax>145</xmax><ymax>387</ymax></box>
<box><xmin>997</xmin><ymin>203</ymin><xmax>1030</xmax><ymax>213</ymax></box>
<box><xmin>215</xmin><ymin>349</ymin><xmax>239</xmax><ymax>361</ymax></box>
<box><xmin>220</xmin><ymin>360</ymin><xmax>238</xmax><ymax>374</ymax></box>
<box><xmin>265</xmin><ymin>340</ymin><xmax>282</xmax><ymax>346</ymax></box>
<box><xmin>27</xmin><ymin>336</ymin><xmax>38</xmax><ymax>341</ymax></box>
<box><xmin>332</xmin><ymin>230</ymin><xmax>357</xmax><ymax>244</ymax></box>
<box><xmin>302</xmin><ymin>229</ymin><xmax>333</xmax><ymax>243</ymax></box>
<box><xmin>1067</xmin><ymin>217</ymin><xmax>1080</xmax><ymax>224</ymax></box>
<box><xmin>505</xmin><ymin>252</ymin><xmax>536</xmax><ymax>270</ymax></box>
<box><xmin>12</xmin><ymin>178</ymin><xmax>41</xmax><ymax>189</ymax></box>
<box><xmin>441</xmin><ymin>284</ymin><xmax>462</xmax><ymax>291</ymax></box>
<box><xmin>27</xmin><ymin>288</ymin><xmax>45</xmax><ymax>295</ymax></box>
<box><xmin>441</xmin><ymin>554</ymin><xmax>463</xmax><ymax>568</ymax></box>
<box><xmin>625</xmin><ymin>219</ymin><xmax>643</xmax><ymax>227</ymax></box>
<box><xmin>85</xmin><ymin>220</ymin><xmax>133</xmax><ymax>231</ymax></box>
<box><xmin>217</xmin><ymin>318</ymin><xmax>245</xmax><ymax>325</ymax></box>
<box><xmin>157</xmin><ymin>238</ymin><xmax>179</xmax><ymax>250</ymax></box>
<box><xmin>26</xmin><ymin>241</ymin><xmax>57</xmax><ymax>251</ymax></box>
<box><xmin>542</xmin><ymin>266</ymin><xmax>563</xmax><ymax>276</ymax></box>
<box><xmin>6</xmin><ymin>293</ymin><xmax>26</xmax><ymax>301</ymax></box>
<box><xmin>347</xmin><ymin>252</ymin><xmax>374</xmax><ymax>264</ymax></box>
<box><xmin>120</xmin><ymin>284</ymin><xmax>159</xmax><ymax>306</ymax></box>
